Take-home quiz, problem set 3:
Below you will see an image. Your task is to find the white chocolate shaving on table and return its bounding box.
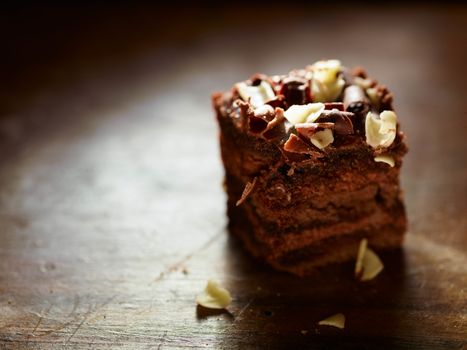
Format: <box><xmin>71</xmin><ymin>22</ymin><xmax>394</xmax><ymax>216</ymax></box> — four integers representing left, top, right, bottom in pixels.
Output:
<box><xmin>235</xmin><ymin>81</ymin><xmax>275</xmax><ymax>108</ymax></box>
<box><xmin>283</xmin><ymin>103</ymin><xmax>325</xmax><ymax>125</ymax></box>
<box><xmin>355</xmin><ymin>239</ymin><xmax>384</xmax><ymax>281</ymax></box>
<box><xmin>365</xmin><ymin>110</ymin><xmax>397</xmax><ymax>148</ymax></box>
<box><xmin>196</xmin><ymin>280</ymin><xmax>232</xmax><ymax>309</ymax></box>
<box><xmin>310</xmin><ymin>59</ymin><xmax>345</xmax><ymax>102</ymax></box>
<box><xmin>374</xmin><ymin>155</ymin><xmax>395</xmax><ymax>167</ymax></box>
<box><xmin>310</xmin><ymin>129</ymin><xmax>334</xmax><ymax>149</ymax></box>
<box><xmin>318</xmin><ymin>313</ymin><xmax>346</xmax><ymax>329</ymax></box>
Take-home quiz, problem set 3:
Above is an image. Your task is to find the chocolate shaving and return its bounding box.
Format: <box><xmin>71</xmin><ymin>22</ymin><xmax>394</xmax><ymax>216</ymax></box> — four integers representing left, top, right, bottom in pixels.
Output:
<box><xmin>295</xmin><ymin>122</ymin><xmax>334</xmax><ymax>139</ymax></box>
<box><xmin>266</xmin><ymin>95</ymin><xmax>288</xmax><ymax>109</ymax></box>
<box><xmin>317</xmin><ymin>109</ymin><xmax>354</xmax><ymax>135</ymax></box>
<box><xmin>249</xmin><ymin>105</ymin><xmax>275</xmax><ymax>134</ymax></box>
<box><xmin>279</xmin><ymin>76</ymin><xmax>312</xmax><ymax>106</ymax></box>
<box><xmin>249</xmin><ymin>116</ymin><xmax>268</xmax><ymax>134</ymax></box>
<box><xmin>343</xmin><ymin>85</ymin><xmax>370</xmax><ymax>114</ymax></box>
<box><xmin>283</xmin><ymin>133</ymin><xmax>324</xmax><ymax>156</ymax></box>
<box><xmin>263</xmin><ymin>123</ymin><xmax>286</xmax><ymax>140</ymax></box>
<box><xmin>236</xmin><ymin>177</ymin><xmax>258</xmax><ymax>206</ymax></box>
<box><xmin>324</xmin><ymin>102</ymin><xmax>344</xmax><ymax>111</ymax></box>
<box><xmin>262</xmin><ymin>108</ymin><xmax>286</xmax><ymax>140</ymax></box>
<box><xmin>233</xmin><ymin>99</ymin><xmax>254</xmax><ymax>131</ymax></box>
<box><xmin>254</xmin><ymin>104</ymin><xmax>275</xmax><ymax>121</ymax></box>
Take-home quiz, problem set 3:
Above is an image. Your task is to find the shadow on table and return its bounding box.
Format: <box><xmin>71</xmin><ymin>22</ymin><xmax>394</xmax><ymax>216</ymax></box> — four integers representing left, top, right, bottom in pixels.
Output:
<box><xmin>196</xmin><ymin>305</ymin><xmax>234</xmax><ymax>321</ymax></box>
<box><xmin>220</xmin><ymin>233</ymin><xmax>411</xmax><ymax>349</ymax></box>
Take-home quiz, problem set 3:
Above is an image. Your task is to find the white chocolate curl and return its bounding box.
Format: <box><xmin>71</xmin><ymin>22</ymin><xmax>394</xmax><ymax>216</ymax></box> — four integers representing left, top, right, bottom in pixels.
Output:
<box><xmin>310</xmin><ymin>59</ymin><xmax>345</xmax><ymax>102</ymax></box>
<box><xmin>374</xmin><ymin>155</ymin><xmax>395</xmax><ymax>167</ymax></box>
<box><xmin>235</xmin><ymin>81</ymin><xmax>275</xmax><ymax>108</ymax></box>
<box><xmin>310</xmin><ymin>129</ymin><xmax>334</xmax><ymax>149</ymax></box>
<box><xmin>196</xmin><ymin>280</ymin><xmax>232</xmax><ymax>309</ymax></box>
<box><xmin>365</xmin><ymin>110</ymin><xmax>397</xmax><ymax>148</ymax></box>
<box><xmin>283</xmin><ymin>103</ymin><xmax>325</xmax><ymax>125</ymax></box>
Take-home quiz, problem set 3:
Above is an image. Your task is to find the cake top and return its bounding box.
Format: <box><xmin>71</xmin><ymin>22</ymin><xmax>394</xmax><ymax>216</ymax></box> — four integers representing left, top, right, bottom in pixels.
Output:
<box><xmin>214</xmin><ymin>59</ymin><xmax>405</xmax><ymax>167</ymax></box>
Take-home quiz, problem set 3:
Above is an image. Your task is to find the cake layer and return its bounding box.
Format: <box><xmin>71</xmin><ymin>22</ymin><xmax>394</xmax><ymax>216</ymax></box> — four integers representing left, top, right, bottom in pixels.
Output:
<box><xmin>226</xmin><ymin>171</ymin><xmax>402</xmax><ymax>229</ymax></box>
<box><xmin>229</xmin><ymin>195</ymin><xmax>406</xmax><ymax>255</ymax></box>
<box><xmin>228</xmin><ymin>201</ymin><xmax>405</xmax><ymax>276</ymax></box>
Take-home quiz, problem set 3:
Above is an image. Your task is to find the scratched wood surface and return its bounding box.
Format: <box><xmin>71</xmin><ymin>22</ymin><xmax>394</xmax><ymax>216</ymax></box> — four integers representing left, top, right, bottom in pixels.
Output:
<box><xmin>0</xmin><ymin>4</ymin><xmax>466</xmax><ymax>349</ymax></box>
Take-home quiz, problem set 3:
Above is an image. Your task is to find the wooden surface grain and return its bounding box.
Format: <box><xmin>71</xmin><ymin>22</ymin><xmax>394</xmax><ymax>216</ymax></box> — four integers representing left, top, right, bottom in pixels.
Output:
<box><xmin>0</xmin><ymin>4</ymin><xmax>466</xmax><ymax>349</ymax></box>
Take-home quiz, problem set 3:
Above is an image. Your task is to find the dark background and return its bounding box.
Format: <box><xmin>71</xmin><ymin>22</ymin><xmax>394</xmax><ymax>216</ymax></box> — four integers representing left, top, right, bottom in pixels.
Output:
<box><xmin>0</xmin><ymin>3</ymin><xmax>466</xmax><ymax>349</ymax></box>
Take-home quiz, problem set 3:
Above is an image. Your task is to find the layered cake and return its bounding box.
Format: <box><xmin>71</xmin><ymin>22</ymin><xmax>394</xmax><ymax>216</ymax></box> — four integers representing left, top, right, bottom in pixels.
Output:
<box><xmin>213</xmin><ymin>60</ymin><xmax>407</xmax><ymax>276</ymax></box>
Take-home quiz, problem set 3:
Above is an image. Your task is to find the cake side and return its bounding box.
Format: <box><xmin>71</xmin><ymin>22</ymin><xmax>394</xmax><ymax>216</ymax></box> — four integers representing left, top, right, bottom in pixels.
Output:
<box><xmin>213</xmin><ymin>60</ymin><xmax>408</xmax><ymax>275</ymax></box>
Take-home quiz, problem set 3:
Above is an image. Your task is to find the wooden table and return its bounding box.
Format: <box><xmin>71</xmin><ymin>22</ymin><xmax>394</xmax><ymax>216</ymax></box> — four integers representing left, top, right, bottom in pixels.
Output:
<box><xmin>1</xmin><ymin>4</ymin><xmax>466</xmax><ymax>349</ymax></box>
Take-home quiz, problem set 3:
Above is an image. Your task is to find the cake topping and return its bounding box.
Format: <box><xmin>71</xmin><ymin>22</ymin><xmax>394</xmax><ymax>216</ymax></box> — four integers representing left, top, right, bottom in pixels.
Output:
<box><xmin>324</xmin><ymin>102</ymin><xmax>344</xmax><ymax>111</ymax></box>
<box><xmin>284</xmin><ymin>134</ymin><xmax>316</xmax><ymax>155</ymax></box>
<box><xmin>196</xmin><ymin>280</ymin><xmax>232</xmax><ymax>309</ymax></box>
<box><xmin>226</xmin><ymin>60</ymin><xmax>402</xmax><ymax>160</ymax></box>
<box><xmin>249</xmin><ymin>105</ymin><xmax>275</xmax><ymax>134</ymax></box>
<box><xmin>283</xmin><ymin>103</ymin><xmax>325</xmax><ymax>125</ymax></box>
<box><xmin>250</xmin><ymin>107</ymin><xmax>288</xmax><ymax>140</ymax></box>
<box><xmin>309</xmin><ymin>59</ymin><xmax>345</xmax><ymax>102</ymax></box>
<box><xmin>262</xmin><ymin>110</ymin><xmax>288</xmax><ymax>140</ymax></box>
<box><xmin>266</xmin><ymin>95</ymin><xmax>287</xmax><ymax>109</ymax></box>
<box><xmin>310</xmin><ymin>128</ymin><xmax>334</xmax><ymax>149</ymax></box>
<box><xmin>343</xmin><ymin>85</ymin><xmax>370</xmax><ymax>114</ymax></box>
<box><xmin>295</xmin><ymin>122</ymin><xmax>334</xmax><ymax>149</ymax></box>
<box><xmin>254</xmin><ymin>104</ymin><xmax>275</xmax><ymax>119</ymax></box>
<box><xmin>279</xmin><ymin>76</ymin><xmax>312</xmax><ymax>106</ymax></box>
<box><xmin>365</xmin><ymin>110</ymin><xmax>397</xmax><ymax>148</ymax></box>
<box><xmin>317</xmin><ymin>109</ymin><xmax>354</xmax><ymax>135</ymax></box>
<box><xmin>318</xmin><ymin>313</ymin><xmax>346</xmax><ymax>329</ymax></box>
<box><xmin>374</xmin><ymin>155</ymin><xmax>395</xmax><ymax>167</ymax></box>
<box><xmin>235</xmin><ymin>80</ymin><xmax>276</xmax><ymax>108</ymax></box>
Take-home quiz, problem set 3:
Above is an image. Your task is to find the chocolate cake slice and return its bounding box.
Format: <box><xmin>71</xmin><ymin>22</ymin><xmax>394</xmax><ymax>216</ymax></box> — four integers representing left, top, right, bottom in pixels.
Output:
<box><xmin>213</xmin><ymin>60</ymin><xmax>407</xmax><ymax>276</ymax></box>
